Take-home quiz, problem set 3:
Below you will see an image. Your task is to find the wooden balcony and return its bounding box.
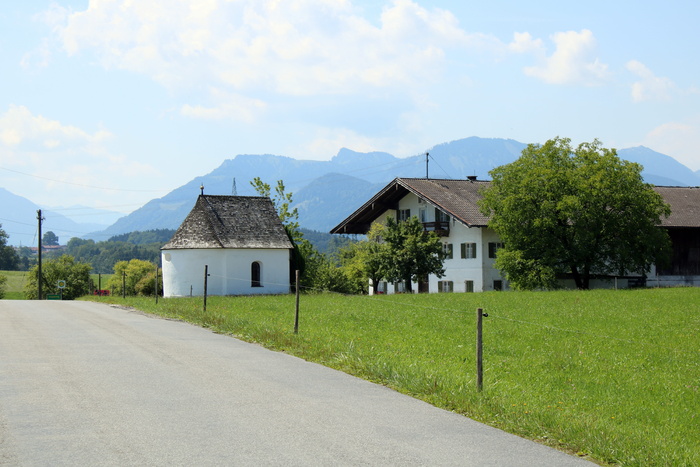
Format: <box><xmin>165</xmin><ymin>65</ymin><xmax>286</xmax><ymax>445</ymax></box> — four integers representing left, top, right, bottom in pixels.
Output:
<box><xmin>422</xmin><ymin>221</ymin><xmax>450</xmax><ymax>237</ymax></box>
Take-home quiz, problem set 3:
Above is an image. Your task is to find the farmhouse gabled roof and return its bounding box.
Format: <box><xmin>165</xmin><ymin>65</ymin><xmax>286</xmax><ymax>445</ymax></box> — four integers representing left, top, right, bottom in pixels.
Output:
<box><xmin>162</xmin><ymin>195</ymin><xmax>294</xmax><ymax>250</ymax></box>
<box><xmin>330</xmin><ymin>178</ymin><xmax>490</xmax><ymax>234</ymax></box>
<box><xmin>330</xmin><ymin>177</ymin><xmax>700</xmax><ymax>234</ymax></box>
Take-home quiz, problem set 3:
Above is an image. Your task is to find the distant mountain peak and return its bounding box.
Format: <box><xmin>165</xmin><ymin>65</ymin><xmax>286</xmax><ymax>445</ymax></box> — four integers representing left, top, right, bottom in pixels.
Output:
<box><xmin>332</xmin><ymin>147</ymin><xmax>396</xmax><ymax>165</ymax></box>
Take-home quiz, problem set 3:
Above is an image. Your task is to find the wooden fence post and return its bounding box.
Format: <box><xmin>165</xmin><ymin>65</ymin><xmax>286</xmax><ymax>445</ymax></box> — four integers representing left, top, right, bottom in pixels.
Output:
<box><xmin>294</xmin><ymin>270</ymin><xmax>300</xmax><ymax>334</ymax></box>
<box><xmin>203</xmin><ymin>265</ymin><xmax>209</xmax><ymax>312</ymax></box>
<box><xmin>476</xmin><ymin>307</ymin><xmax>484</xmax><ymax>392</ymax></box>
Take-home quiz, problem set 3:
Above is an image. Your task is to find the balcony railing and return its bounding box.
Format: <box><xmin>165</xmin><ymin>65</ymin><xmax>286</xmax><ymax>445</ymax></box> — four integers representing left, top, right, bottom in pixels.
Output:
<box><xmin>422</xmin><ymin>221</ymin><xmax>449</xmax><ymax>236</ymax></box>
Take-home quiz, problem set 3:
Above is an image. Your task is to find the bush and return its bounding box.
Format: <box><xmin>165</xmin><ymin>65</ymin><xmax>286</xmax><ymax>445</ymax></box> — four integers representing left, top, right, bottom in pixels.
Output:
<box><xmin>107</xmin><ymin>259</ymin><xmax>162</xmax><ymax>296</ymax></box>
<box><xmin>24</xmin><ymin>255</ymin><xmax>94</xmax><ymax>300</ymax></box>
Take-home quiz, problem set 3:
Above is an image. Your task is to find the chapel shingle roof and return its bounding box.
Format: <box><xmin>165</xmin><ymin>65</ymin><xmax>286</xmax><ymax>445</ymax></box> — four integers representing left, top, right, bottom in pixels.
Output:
<box><xmin>162</xmin><ymin>195</ymin><xmax>294</xmax><ymax>250</ymax></box>
<box><xmin>330</xmin><ymin>178</ymin><xmax>700</xmax><ymax>234</ymax></box>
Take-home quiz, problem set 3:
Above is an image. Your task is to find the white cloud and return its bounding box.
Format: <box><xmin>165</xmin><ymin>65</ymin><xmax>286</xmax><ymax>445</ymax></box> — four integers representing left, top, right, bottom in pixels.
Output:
<box><xmin>47</xmin><ymin>0</ymin><xmax>494</xmax><ymax>110</ymax></box>
<box><xmin>508</xmin><ymin>32</ymin><xmax>543</xmax><ymax>54</ymax></box>
<box><xmin>0</xmin><ymin>104</ymin><xmax>111</xmax><ymax>150</ymax></box>
<box><xmin>180</xmin><ymin>89</ymin><xmax>267</xmax><ymax>122</ymax></box>
<box><xmin>298</xmin><ymin>127</ymin><xmax>388</xmax><ymax>160</ymax></box>
<box><xmin>641</xmin><ymin>119</ymin><xmax>700</xmax><ymax>170</ymax></box>
<box><xmin>522</xmin><ymin>29</ymin><xmax>610</xmax><ymax>86</ymax></box>
<box><xmin>626</xmin><ymin>60</ymin><xmax>676</xmax><ymax>102</ymax></box>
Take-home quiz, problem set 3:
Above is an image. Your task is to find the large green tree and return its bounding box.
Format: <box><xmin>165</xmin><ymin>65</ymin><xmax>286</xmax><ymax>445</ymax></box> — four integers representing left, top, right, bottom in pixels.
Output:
<box><xmin>479</xmin><ymin>137</ymin><xmax>671</xmax><ymax>290</ymax></box>
<box><xmin>381</xmin><ymin>216</ymin><xmax>445</xmax><ymax>293</ymax></box>
<box><xmin>43</xmin><ymin>231</ymin><xmax>59</xmax><ymax>246</ymax></box>
<box><xmin>24</xmin><ymin>255</ymin><xmax>94</xmax><ymax>300</ymax></box>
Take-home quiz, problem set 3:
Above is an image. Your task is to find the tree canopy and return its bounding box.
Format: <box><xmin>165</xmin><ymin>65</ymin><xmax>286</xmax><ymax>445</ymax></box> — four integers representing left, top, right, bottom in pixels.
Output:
<box><xmin>479</xmin><ymin>137</ymin><xmax>671</xmax><ymax>290</ymax></box>
<box><xmin>0</xmin><ymin>224</ymin><xmax>19</xmax><ymax>270</ymax></box>
<box><xmin>380</xmin><ymin>216</ymin><xmax>445</xmax><ymax>293</ymax></box>
<box><xmin>43</xmin><ymin>231</ymin><xmax>59</xmax><ymax>246</ymax></box>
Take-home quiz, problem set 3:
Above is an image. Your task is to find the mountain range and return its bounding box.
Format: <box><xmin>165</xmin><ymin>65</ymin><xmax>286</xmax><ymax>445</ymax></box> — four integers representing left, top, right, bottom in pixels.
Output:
<box><xmin>3</xmin><ymin>137</ymin><xmax>700</xmax><ymax>246</ymax></box>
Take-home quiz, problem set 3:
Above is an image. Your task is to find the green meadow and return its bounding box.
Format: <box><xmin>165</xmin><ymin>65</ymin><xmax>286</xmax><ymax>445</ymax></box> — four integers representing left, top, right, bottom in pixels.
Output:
<box><xmin>0</xmin><ymin>270</ymin><xmax>29</xmax><ymax>299</ymax></box>
<box><xmin>0</xmin><ymin>272</ymin><xmax>114</xmax><ymax>299</ymax></box>
<box><xmin>83</xmin><ymin>288</ymin><xmax>700</xmax><ymax>466</ymax></box>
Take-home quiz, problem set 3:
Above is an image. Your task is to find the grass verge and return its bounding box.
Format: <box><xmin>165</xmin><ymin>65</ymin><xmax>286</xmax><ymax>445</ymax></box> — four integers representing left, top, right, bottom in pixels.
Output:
<box><xmin>83</xmin><ymin>288</ymin><xmax>700</xmax><ymax>466</ymax></box>
<box><xmin>1</xmin><ymin>270</ymin><xmax>29</xmax><ymax>299</ymax></box>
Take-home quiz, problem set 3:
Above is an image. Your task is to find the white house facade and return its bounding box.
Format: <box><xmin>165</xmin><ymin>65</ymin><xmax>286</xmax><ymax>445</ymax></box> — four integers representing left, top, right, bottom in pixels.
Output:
<box><xmin>332</xmin><ymin>178</ymin><xmax>508</xmax><ymax>293</ymax></box>
<box><xmin>161</xmin><ymin>194</ymin><xmax>293</xmax><ymax>297</ymax></box>
<box><xmin>331</xmin><ymin>178</ymin><xmax>700</xmax><ymax>293</ymax></box>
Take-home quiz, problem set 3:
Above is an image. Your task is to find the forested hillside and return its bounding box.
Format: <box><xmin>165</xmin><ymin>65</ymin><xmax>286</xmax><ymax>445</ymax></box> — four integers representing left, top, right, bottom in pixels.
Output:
<box><xmin>45</xmin><ymin>229</ymin><xmax>176</xmax><ymax>273</ymax></box>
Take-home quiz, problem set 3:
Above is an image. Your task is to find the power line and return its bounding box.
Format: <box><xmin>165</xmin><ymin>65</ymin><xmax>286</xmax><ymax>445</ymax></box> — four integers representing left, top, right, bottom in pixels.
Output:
<box><xmin>0</xmin><ymin>166</ymin><xmax>169</xmax><ymax>193</ymax></box>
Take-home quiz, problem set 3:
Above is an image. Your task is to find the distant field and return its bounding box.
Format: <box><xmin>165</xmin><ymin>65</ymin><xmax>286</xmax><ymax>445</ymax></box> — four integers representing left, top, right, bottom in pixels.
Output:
<box><xmin>1</xmin><ymin>271</ymin><xmax>115</xmax><ymax>299</ymax></box>
<box><xmin>91</xmin><ymin>273</ymin><xmax>114</xmax><ymax>293</ymax></box>
<box><xmin>1</xmin><ymin>270</ymin><xmax>29</xmax><ymax>299</ymax></box>
<box><xmin>84</xmin><ymin>288</ymin><xmax>700</xmax><ymax>466</ymax></box>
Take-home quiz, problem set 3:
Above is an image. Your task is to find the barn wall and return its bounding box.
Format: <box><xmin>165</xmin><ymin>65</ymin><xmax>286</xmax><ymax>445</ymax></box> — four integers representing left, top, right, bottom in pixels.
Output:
<box><xmin>162</xmin><ymin>248</ymin><xmax>290</xmax><ymax>297</ymax></box>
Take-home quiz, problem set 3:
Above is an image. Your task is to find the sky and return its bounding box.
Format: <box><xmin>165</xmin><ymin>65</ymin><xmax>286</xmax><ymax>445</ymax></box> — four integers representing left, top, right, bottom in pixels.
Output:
<box><xmin>1</xmin><ymin>0</ymin><xmax>699</xmax><ymax>222</ymax></box>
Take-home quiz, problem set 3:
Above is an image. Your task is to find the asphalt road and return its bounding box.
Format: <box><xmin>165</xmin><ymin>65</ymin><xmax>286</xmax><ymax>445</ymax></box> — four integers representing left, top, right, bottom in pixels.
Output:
<box><xmin>0</xmin><ymin>300</ymin><xmax>595</xmax><ymax>466</ymax></box>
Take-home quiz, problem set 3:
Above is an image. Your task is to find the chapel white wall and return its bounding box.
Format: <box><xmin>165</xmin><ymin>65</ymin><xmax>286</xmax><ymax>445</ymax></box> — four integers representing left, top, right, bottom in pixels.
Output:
<box><xmin>162</xmin><ymin>248</ymin><xmax>290</xmax><ymax>297</ymax></box>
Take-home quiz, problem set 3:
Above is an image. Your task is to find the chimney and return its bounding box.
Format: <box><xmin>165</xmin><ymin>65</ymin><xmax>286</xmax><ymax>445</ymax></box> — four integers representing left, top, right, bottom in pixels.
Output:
<box><xmin>467</xmin><ymin>175</ymin><xmax>477</xmax><ymax>182</ymax></box>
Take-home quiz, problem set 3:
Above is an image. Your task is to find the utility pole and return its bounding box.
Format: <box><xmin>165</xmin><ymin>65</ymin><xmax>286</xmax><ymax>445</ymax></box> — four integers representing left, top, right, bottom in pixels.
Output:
<box><xmin>37</xmin><ymin>209</ymin><xmax>44</xmax><ymax>300</ymax></box>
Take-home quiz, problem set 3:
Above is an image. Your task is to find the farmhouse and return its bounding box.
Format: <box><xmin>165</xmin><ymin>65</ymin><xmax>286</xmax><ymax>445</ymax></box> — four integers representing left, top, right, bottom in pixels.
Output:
<box><xmin>161</xmin><ymin>194</ymin><xmax>293</xmax><ymax>297</ymax></box>
<box><xmin>331</xmin><ymin>177</ymin><xmax>700</xmax><ymax>293</ymax></box>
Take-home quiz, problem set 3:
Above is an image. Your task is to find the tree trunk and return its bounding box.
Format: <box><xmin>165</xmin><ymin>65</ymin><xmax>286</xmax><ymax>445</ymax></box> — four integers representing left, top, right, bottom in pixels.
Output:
<box><xmin>571</xmin><ymin>265</ymin><xmax>584</xmax><ymax>289</ymax></box>
<box><xmin>404</xmin><ymin>275</ymin><xmax>413</xmax><ymax>293</ymax></box>
<box><xmin>581</xmin><ymin>265</ymin><xmax>590</xmax><ymax>290</ymax></box>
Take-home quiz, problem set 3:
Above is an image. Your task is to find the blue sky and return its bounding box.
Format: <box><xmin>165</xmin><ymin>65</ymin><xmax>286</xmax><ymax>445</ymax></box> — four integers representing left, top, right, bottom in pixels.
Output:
<box><xmin>1</xmin><ymin>0</ymin><xmax>699</xmax><ymax>217</ymax></box>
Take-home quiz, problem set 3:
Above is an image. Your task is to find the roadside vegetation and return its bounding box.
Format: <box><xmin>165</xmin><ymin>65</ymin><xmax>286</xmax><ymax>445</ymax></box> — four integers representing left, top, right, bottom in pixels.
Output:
<box><xmin>0</xmin><ymin>270</ymin><xmax>29</xmax><ymax>299</ymax></box>
<box><xmin>84</xmin><ymin>288</ymin><xmax>700</xmax><ymax>466</ymax></box>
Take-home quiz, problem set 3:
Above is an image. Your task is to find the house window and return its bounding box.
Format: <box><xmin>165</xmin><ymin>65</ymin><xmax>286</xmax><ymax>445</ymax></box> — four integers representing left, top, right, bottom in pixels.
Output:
<box><xmin>419</xmin><ymin>207</ymin><xmax>427</xmax><ymax>222</ymax></box>
<box><xmin>438</xmin><ymin>281</ymin><xmax>454</xmax><ymax>293</ymax></box>
<box><xmin>251</xmin><ymin>261</ymin><xmax>262</xmax><ymax>287</ymax></box>
<box><xmin>493</xmin><ymin>280</ymin><xmax>503</xmax><ymax>291</ymax></box>
<box><xmin>394</xmin><ymin>281</ymin><xmax>406</xmax><ymax>293</ymax></box>
<box><xmin>461</xmin><ymin>242</ymin><xmax>477</xmax><ymax>259</ymax></box>
<box><xmin>443</xmin><ymin>243</ymin><xmax>453</xmax><ymax>259</ymax></box>
<box><xmin>464</xmin><ymin>280</ymin><xmax>474</xmax><ymax>293</ymax></box>
<box><xmin>376</xmin><ymin>281</ymin><xmax>388</xmax><ymax>294</ymax></box>
<box><xmin>398</xmin><ymin>209</ymin><xmax>411</xmax><ymax>222</ymax></box>
<box><xmin>435</xmin><ymin>208</ymin><xmax>450</xmax><ymax>223</ymax></box>
<box><xmin>488</xmin><ymin>242</ymin><xmax>504</xmax><ymax>258</ymax></box>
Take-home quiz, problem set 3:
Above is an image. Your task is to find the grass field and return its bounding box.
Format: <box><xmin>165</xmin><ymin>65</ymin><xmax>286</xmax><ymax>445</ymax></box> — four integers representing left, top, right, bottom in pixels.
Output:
<box><xmin>0</xmin><ymin>271</ymin><xmax>114</xmax><ymax>299</ymax></box>
<box><xmin>0</xmin><ymin>270</ymin><xmax>30</xmax><ymax>299</ymax></box>
<box><xmin>83</xmin><ymin>288</ymin><xmax>697</xmax><ymax>465</ymax></box>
